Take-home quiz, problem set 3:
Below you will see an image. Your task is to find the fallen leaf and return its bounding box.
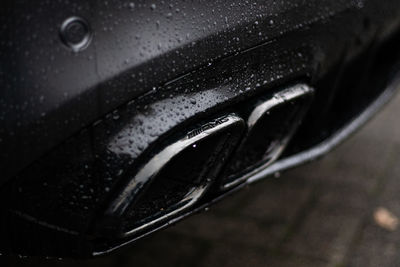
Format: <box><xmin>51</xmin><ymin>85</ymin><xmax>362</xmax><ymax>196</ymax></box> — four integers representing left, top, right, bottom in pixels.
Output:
<box><xmin>374</xmin><ymin>207</ymin><xmax>399</xmax><ymax>231</ymax></box>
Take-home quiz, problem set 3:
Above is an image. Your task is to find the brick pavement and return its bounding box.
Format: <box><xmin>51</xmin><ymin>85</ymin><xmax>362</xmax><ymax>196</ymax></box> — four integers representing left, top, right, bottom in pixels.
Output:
<box><xmin>2</xmin><ymin>91</ymin><xmax>400</xmax><ymax>267</ymax></box>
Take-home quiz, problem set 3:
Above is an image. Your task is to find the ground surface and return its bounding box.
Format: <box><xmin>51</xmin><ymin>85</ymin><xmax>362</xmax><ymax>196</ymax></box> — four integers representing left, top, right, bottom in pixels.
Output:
<box><xmin>2</xmin><ymin>91</ymin><xmax>400</xmax><ymax>267</ymax></box>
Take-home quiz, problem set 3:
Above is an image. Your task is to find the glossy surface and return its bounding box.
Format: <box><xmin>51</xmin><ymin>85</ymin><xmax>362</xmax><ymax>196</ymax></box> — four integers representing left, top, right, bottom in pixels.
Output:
<box><xmin>102</xmin><ymin>114</ymin><xmax>244</xmax><ymax>237</ymax></box>
<box><xmin>1</xmin><ymin>0</ymin><xmax>400</xmax><ymax>258</ymax></box>
<box><xmin>222</xmin><ymin>84</ymin><xmax>314</xmax><ymax>189</ymax></box>
<box><xmin>1</xmin><ymin>0</ymin><xmax>399</xmax><ymax>184</ymax></box>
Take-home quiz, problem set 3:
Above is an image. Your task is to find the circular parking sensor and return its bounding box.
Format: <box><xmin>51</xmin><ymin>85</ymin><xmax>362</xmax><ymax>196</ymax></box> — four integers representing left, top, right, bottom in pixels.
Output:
<box><xmin>60</xmin><ymin>16</ymin><xmax>92</xmax><ymax>52</ymax></box>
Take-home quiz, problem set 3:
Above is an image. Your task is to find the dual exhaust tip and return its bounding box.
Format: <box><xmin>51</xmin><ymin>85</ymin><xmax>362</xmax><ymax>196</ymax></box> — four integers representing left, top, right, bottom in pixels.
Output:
<box><xmin>97</xmin><ymin>84</ymin><xmax>314</xmax><ymax>239</ymax></box>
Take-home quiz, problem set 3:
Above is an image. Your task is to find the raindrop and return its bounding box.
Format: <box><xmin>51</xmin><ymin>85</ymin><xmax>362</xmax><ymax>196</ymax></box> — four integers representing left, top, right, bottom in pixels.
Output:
<box><xmin>112</xmin><ymin>112</ymin><xmax>120</xmax><ymax>120</ymax></box>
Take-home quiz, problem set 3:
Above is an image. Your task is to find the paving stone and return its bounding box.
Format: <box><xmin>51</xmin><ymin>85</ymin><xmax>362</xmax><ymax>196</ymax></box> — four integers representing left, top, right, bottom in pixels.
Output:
<box><xmin>347</xmin><ymin>222</ymin><xmax>400</xmax><ymax>267</ymax></box>
<box><xmin>238</xmin><ymin>176</ymin><xmax>314</xmax><ymax>223</ymax></box>
<box><xmin>200</xmin><ymin>244</ymin><xmax>327</xmax><ymax>267</ymax></box>
<box><xmin>171</xmin><ymin>213</ymin><xmax>282</xmax><ymax>248</ymax></box>
<box><xmin>377</xmin><ymin>150</ymin><xmax>400</xmax><ymax>214</ymax></box>
<box><xmin>346</xmin><ymin>152</ymin><xmax>400</xmax><ymax>267</ymax></box>
<box><xmin>170</xmin><ymin>174</ymin><xmax>314</xmax><ymax>250</ymax></box>
<box><xmin>114</xmin><ymin>232</ymin><xmax>209</xmax><ymax>267</ymax></box>
<box><xmin>282</xmin><ymin>195</ymin><xmax>363</xmax><ymax>265</ymax></box>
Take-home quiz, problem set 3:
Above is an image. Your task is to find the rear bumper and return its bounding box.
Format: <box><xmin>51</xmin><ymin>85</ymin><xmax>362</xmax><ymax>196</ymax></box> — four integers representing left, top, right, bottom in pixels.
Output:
<box><xmin>1</xmin><ymin>0</ymin><xmax>400</xmax><ymax>258</ymax></box>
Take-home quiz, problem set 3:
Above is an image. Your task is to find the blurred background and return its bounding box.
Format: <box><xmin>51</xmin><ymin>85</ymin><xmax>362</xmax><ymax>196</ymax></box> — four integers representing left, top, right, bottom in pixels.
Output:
<box><xmin>2</xmin><ymin>90</ymin><xmax>400</xmax><ymax>267</ymax></box>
